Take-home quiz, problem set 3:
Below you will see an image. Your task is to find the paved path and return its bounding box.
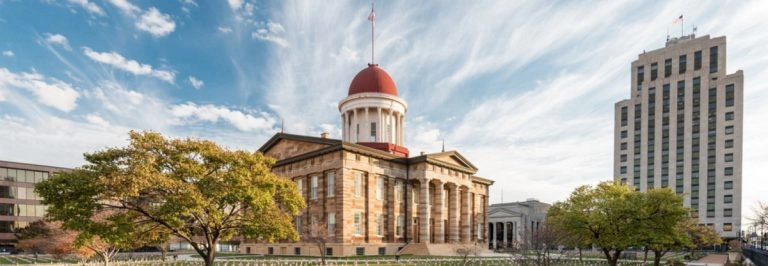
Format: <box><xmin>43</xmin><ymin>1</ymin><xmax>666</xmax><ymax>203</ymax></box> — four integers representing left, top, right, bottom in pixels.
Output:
<box><xmin>687</xmin><ymin>254</ymin><xmax>727</xmax><ymax>266</ymax></box>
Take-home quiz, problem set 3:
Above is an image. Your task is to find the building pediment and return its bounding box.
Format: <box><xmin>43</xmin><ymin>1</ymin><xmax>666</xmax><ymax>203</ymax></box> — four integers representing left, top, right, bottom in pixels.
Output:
<box><xmin>488</xmin><ymin>208</ymin><xmax>523</xmax><ymax>219</ymax></box>
<box><xmin>409</xmin><ymin>151</ymin><xmax>479</xmax><ymax>174</ymax></box>
<box><xmin>258</xmin><ymin>133</ymin><xmax>341</xmax><ymax>161</ymax></box>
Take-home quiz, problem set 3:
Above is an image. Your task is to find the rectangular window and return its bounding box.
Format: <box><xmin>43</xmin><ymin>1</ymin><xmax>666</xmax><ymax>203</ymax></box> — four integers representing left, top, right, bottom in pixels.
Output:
<box><xmin>621</xmin><ymin>130</ymin><xmax>627</xmax><ymax>138</ymax></box>
<box><xmin>326</xmin><ymin>172</ymin><xmax>335</xmax><ymax>197</ymax></box>
<box><xmin>679</xmin><ymin>54</ymin><xmax>687</xmax><ymax>74</ymax></box>
<box><xmin>354</xmin><ymin>212</ymin><xmax>362</xmax><ymax>235</ymax></box>
<box><xmin>268</xmin><ymin>247</ymin><xmax>274</xmax><ymax>255</ymax></box>
<box><xmin>621</xmin><ymin>106</ymin><xmax>628</xmax><ymax>126</ymax></box>
<box><xmin>694</xmin><ymin>50</ymin><xmax>702</xmax><ymax>70</ymax></box>
<box><xmin>724</xmin><ymin>195</ymin><xmax>733</xmax><ymax>204</ymax></box>
<box><xmin>709</xmin><ymin>46</ymin><xmax>718</xmax><ymax>73</ymax></box>
<box><xmin>726</xmin><ymin>84</ymin><xmax>735</xmax><ymax>107</ymax></box>
<box><xmin>724</xmin><ymin>181</ymin><xmax>733</xmax><ymax>190</ymax></box>
<box><xmin>725</xmin><ymin>167</ymin><xmax>733</xmax><ymax>176</ymax></box>
<box><xmin>328</xmin><ymin>212</ymin><xmax>336</xmax><ymax>235</ymax></box>
<box><xmin>725</xmin><ymin>112</ymin><xmax>734</xmax><ymax>121</ymax></box>
<box><xmin>356</xmin><ymin>247</ymin><xmax>365</xmax><ymax>256</ymax></box>
<box><xmin>376</xmin><ymin>177</ymin><xmax>384</xmax><ymax>200</ymax></box>
<box><xmin>621</xmin><ymin>142</ymin><xmax>627</xmax><ymax>150</ymax></box>
<box><xmin>295</xmin><ymin>178</ymin><xmax>303</xmax><ymax>198</ymax></box>
<box><xmin>395</xmin><ymin>181</ymin><xmax>404</xmax><ymax>202</ymax></box>
<box><xmin>725</xmin><ymin>126</ymin><xmax>734</xmax><ymax>135</ymax></box>
<box><xmin>326</xmin><ymin>248</ymin><xmax>333</xmax><ymax>256</ymax></box>
<box><xmin>725</xmin><ymin>153</ymin><xmax>733</xmax><ymax>162</ymax></box>
<box><xmin>724</xmin><ymin>208</ymin><xmax>733</xmax><ymax>217</ymax></box>
<box><xmin>664</xmin><ymin>58</ymin><xmax>672</xmax><ymax>78</ymax></box>
<box><xmin>651</xmin><ymin>63</ymin><xmax>658</xmax><ymax>81</ymax></box>
<box><xmin>396</xmin><ymin>215</ymin><xmax>404</xmax><ymax>236</ymax></box>
<box><xmin>376</xmin><ymin>214</ymin><xmax>384</xmax><ymax>236</ymax></box>
<box><xmin>354</xmin><ymin>172</ymin><xmax>363</xmax><ymax>197</ymax></box>
<box><xmin>295</xmin><ymin>216</ymin><xmax>302</xmax><ymax>233</ymax></box>
<box><xmin>637</xmin><ymin>66</ymin><xmax>644</xmax><ymax>85</ymax></box>
<box><xmin>724</xmin><ymin>223</ymin><xmax>733</xmax><ymax>231</ymax></box>
<box><xmin>725</xmin><ymin>139</ymin><xmax>734</xmax><ymax>148</ymax></box>
<box><xmin>295</xmin><ymin>247</ymin><xmax>301</xmax><ymax>255</ymax></box>
<box><xmin>620</xmin><ymin>166</ymin><xmax>627</xmax><ymax>174</ymax></box>
<box><xmin>310</xmin><ymin>175</ymin><xmax>318</xmax><ymax>200</ymax></box>
<box><xmin>370</xmin><ymin>122</ymin><xmax>377</xmax><ymax>139</ymax></box>
<box><xmin>378</xmin><ymin>247</ymin><xmax>386</xmax><ymax>255</ymax></box>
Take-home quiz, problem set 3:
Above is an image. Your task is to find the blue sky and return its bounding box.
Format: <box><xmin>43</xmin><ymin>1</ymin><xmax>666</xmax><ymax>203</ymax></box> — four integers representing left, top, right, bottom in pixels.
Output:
<box><xmin>1</xmin><ymin>0</ymin><xmax>767</xmax><ymax>224</ymax></box>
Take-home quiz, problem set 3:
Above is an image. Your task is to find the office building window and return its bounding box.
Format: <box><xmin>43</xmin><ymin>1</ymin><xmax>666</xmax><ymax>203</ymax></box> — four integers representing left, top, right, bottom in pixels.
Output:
<box><xmin>725</xmin><ymin>139</ymin><xmax>734</xmax><ymax>148</ymax></box>
<box><xmin>724</xmin><ymin>181</ymin><xmax>733</xmax><ymax>190</ymax></box>
<box><xmin>621</xmin><ymin>142</ymin><xmax>627</xmax><ymax>150</ymax></box>
<box><xmin>664</xmin><ymin>58</ymin><xmax>672</xmax><ymax>77</ymax></box>
<box><xmin>621</xmin><ymin>106</ymin><xmax>628</xmax><ymax>126</ymax></box>
<box><xmin>724</xmin><ymin>208</ymin><xmax>733</xmax><ymax>218</ymax></box>
<box><xmin>354</xmin><ymin>172</ymin><xmax>363</xmax><ymax>197</ymax></box>
<box><xmin>326</xmin><ymin>172</ymin><xmax>335</xmax><ymax>197</ymax></box>
<box><xmin>725</xmin><ymin>112</ymin><xmax>734</xmax><ymax>121</ymax></box>
<box><xmin>725</xmin><ymin>153</ymin><xmax>733</xmax><ymax>162</ymax></box>
<box><xmin>724</xmin><ymin>195</ymin><xmax>733</xmax><ymax>204</ymax></box>
<box><xmin>620</xmin><ymin>154</ymin><xmax>627</xmax><ymax>163</ymax></box>
<box><xmin>694</xmin><ymin>50</ymin><xmax>702</xmax><ymax>70</ymax></box>
<box><xmin>621</xmin><ymin>130</ymin><xmax>627</xmax><ymax>138</ymax></box>
<box><xmin>726</xmin><ymin>84</ymin><xmax>735</xmax><ymax>107</ymax></box>
<box><xmin>724</xmin><ymin>223</ymin><xmax>733</xmax><ymax>231</ymax></box>
<box><xmin>310</xmin><ymin>175</ymin><xmax>318</xmax><ymax>200</ymax></box>
<box><xmin>725</xmin><ymin>126</ymin><xmax>734</xmax><ymax>135</ymax></box>
<box><xmin>709</xmin><ymin>46</ymin><xmax>718</xmax><ymax>73</ymax></box>
<box><xmin>651</xmin><ymin>63</ymin><xmax>658</xmax><ymax>81</ymax></box>
<box><xmin>679</xmin><ymin>54</ymin><xmax>687</xmax><ymax>74</ymax></box>
<box><xmin>637</xmin><ymin>66</ymin><xmax>644</xmax><ymax>85</ymax></box>
<box><xmin>725</xmin><ymin>167</ymin><xmax>733</xmax><ymax>176</ymax></box>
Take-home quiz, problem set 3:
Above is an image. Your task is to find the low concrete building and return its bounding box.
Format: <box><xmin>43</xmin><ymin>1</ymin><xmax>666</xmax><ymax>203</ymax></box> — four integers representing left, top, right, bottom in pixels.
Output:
<box><xmin>487</xmin><ymin>199</ymin><xmax>550</xmax><ymax>250</ymax></box>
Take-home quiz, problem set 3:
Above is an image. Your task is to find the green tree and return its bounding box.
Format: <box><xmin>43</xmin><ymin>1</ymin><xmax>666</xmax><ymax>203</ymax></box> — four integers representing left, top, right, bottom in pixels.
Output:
<box><xmin>37</xmin><ymin>131</ymin><xmax>306</xmax><ymax>266</ymax></box>
<box><xmin>681</xmin><ymin>218</ymin><xmax>721</xmax><ymax>257</ymax></box>
<box><xmin>547</xmin><ymin>181</ymin><xmax>639</xmax><ymax>266</ymax></box>
<box><xmin>634</xmin><ymin>188</ymin><xmax>691</xmax><ymax>266</ymax></box>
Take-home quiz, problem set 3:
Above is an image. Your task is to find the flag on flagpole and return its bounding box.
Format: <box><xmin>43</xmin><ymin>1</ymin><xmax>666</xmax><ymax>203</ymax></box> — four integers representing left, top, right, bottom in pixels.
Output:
<box><xmin>673</xmin><ymin>14</ymin><xmax>683</xmax><ymax>24</ymax></box>
<box><xmin>368</xmin><ymin>7</ymin><xmax>375</xmax><ymax>22</ymax></box>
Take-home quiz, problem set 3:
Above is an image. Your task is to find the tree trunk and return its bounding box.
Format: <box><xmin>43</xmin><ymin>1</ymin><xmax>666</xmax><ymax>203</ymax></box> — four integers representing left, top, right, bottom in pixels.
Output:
<box><xmin>204</xmin><ymin>246</ymin><xmax>216</xmax><ymax>266</ymax></box>
<box><xmin>99</xmin><ymin>252</ymin><xmax>110</xmax><ymax>266</ymax></box>
<box><xmin>578</xmin><ymin>248</ymin><xmax>582</xmax><ymax>261</ymax></box>
<box><xmin>160</xmin><ymin>246</ymin><xmax>167</xmax><ymax>262</ymax></box>
<box><xmin>643</xmin><ymin>248</ymin><xmax>648</xmax><ymax>263</ymax></box>
<box><xmin>653</xmin><ymin>250</ymin><xmax>663</xmax><ymax>266</ymax></box>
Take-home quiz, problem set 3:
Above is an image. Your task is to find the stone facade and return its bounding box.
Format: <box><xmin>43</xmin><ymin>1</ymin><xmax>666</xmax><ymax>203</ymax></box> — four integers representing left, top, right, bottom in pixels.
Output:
<box><xmin>613</xmin><ymin>34</ymin><xmax>743</xmax><ymax>239</ymax></box>
<box><xmin>487</xmin><ymin>199</ymin><xmax>550</xmax><ymax>250</ymax></box>
<box><xmin>239</xmin><ymin>134</ymin><xmax>493</xmax><ymax>256</ymax></box>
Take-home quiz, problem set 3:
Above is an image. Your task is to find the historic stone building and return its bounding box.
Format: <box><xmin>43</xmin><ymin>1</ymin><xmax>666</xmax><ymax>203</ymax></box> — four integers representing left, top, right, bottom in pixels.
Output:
<box><xmin>487</xmin><ymin>199</ymin><xmax>550</xmax><ymax>250</ymax></box>
<box><xmin>240</xmin><ymin>64</ymin><xmax>494</xmax><ymax>256</ymax></box>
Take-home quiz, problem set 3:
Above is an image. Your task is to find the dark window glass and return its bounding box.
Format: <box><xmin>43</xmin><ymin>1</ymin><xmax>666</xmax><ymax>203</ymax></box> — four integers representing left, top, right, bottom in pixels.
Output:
<box><xmin>724</xmin><ymin>181</ymin><xmax>733</xmax><ymax>190</ymax></box>
<box><xmin>664</xmin><ymin>58</ymin><xmax>672</xmax><ymax>77</ymax></box>
<box><xmin>679</xmin><ymin>54</ymin><xmax>687</xmax><ymax>74</ymax></box>
<box><xmin>709</xmin><ymin>46</ymin><xmax>718</xmax><ymax>73</ymax></box>
<box><xmin>725</xmin><ymin>153</ymin><xmax>733</xmax><ymax>162</ymax></box>
<box><xmin>724</xmin><ymin>208</ymin><xmax>733</xmax><ymax>217</ymax></box>
<box><xmin>378</xmin><ymin>247</ymin><xmax>386</xmax><ymax>255</ymax></box>
<box><xmin>694</xmin><ymin>50</ymin><xmax>702</xmax><ymax>70</ymax></box>
<box><xmin>295</xmin><ymin>247</ymin><xmax>301</xmax><ymax>255</ymax></box>
<box><xmin>725</xmin><ymin>139</ymin><xmax>734</xmax><ymax>148</ymax></box>
<box><xmin>651</xmin><ymin>63</ymin><xmax>658</xmax><ymax>80</ymax></box>
<box><xmin>637</xmin><ymin>66</ymin><xmax>644</xmax><ymax>85</ymax></box>
<box><xmin>725</xmin><ymin>167</ymin><xmax>733</xmax><ymax>176</ymax></box>
<box><xmin>725</xmin><ymin>112</ymin><xmax>734</xmax><ymax>121</ymax></box>
<box><xmin>621</xmin><ymin>130</ymin><xmax>628</xmax><ymax>138</ymax></box>
<box><xmin>621</xmin><ymin>142</ymin><xmax>627</xmax><ymax>150</ymax></box>
<box><xmin>326</xmin><ymin>248</ymin><xmax>333</xmax><ymax>256</ymax></box>
<box><xmin>726</xmin><ymin>84</ymin><xmax>735</xmax><ymax>107</ymax></box>
<box><xmin>725</xmin><ymin>126</ymin><xmax>734</xmax><ymax>135</ymax></box>
<box><xmin>268</xmin><ymin>247</ymin><xmax>274</xmax><ymax>255</ymax></box>
<box><xmin>620</xmin><ymin>166</ymin><xmax>627</xmax><ymax>174</ymax></box>
<box><xmin>621</xmin><ymin>106</ymin><xmax>628</xmax><ymax>126</ymax></box>
<box><xmin>356</xmin><ymin>247</ymin><xmax>365</xmax><ymax>256</ymax></box>
<box><xmin>724</xmin><ymin>195</ymin><xmax>733</xmax><ymax>204</ymax></box>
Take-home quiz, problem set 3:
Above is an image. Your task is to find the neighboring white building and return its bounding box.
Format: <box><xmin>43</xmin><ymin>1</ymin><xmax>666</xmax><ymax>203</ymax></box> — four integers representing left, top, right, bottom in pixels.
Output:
<box><xmin>614</xmin><ymin>34</ymin><xmax>743</xmax><ymax>239</ymax></box>
<box><xmin>487</xmin><ymin>199</ymin><xmax>550</xmax><ymax>250</ymax></box>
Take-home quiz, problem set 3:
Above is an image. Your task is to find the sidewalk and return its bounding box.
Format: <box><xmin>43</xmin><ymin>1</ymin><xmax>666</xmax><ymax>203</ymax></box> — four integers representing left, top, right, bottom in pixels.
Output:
<box><xmin>686</xmin><ymin>254</ymin><xmax>727</xmax><ymax>266</ymax></box>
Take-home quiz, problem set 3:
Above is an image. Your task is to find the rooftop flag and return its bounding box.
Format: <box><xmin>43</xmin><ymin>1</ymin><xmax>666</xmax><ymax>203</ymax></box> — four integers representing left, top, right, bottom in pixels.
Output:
<box><xmin>673</xmin><ymin>14</ymin><xmax>683</xmax><ymax>24</ymax></box>
<box><xmin>368</xmin><ymin>7</ymin><xmax>375</xmax><ymax>23</ymax></box>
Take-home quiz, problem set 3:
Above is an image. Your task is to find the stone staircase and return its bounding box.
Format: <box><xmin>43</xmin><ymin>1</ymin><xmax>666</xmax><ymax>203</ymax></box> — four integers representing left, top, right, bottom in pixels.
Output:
<box><xmin>397</xmin><ymin>243</ymin><xmax>429</xmax><ymax>255</ymax></box>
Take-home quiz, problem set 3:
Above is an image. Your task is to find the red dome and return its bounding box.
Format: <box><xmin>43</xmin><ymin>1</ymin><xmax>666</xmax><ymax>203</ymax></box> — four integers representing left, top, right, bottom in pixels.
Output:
<box><xmin>348</xmin><ymin>64</ymin><xmax>398</xmax><ymax>96</ymax></box>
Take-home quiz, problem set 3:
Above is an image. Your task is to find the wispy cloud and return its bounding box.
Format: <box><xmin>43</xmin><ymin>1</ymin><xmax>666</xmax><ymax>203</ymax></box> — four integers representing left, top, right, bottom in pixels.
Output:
<box><xmin>252</xmin><ymin>21</ymin><xmax>288</xmax><ymax>47</ymax></box>
<box><xmin>136</xmin><ymin>7</ymin><xmax>176</xmax><ymax>37</ymax></box>
<box><xmin>188</xmin><ymin>76</ymin><xmax>204</xmax><ymax>89</ymax></box>
<box><xmin>218</xmin><ymin>26</ymin><xmax>233</xmax><ymax>34</ymax></box>
<box><xmin>1</xmin><ymin>51</ymin><xmax>13</xmax><ymax>57</ymax></box>
<box><xmin>108</xmin><ymin>0</ymin><xmax>140</xmax><ymax>16</ymax></box>
<box><xmin>171</xmin><ymin>102</ymin><xmax>276</xmax><ymax>132</ymax></box>
<box><xmin>82</xmin><ymin>47</ymin><xmax>175</xmax><ymax>83</ymax></box>
<box><xmin>66</xmin><ymin>0</ymin><xmax>105</xmax><ymax>16</ymax></box>
<box><xmin>0</xmin><ymin>68</ymin><xmax>80</xmax><ymax>112</ymax></box>
<box><xmin>228</xmin><ymin>0</ymin><xmax>244</xmax><ymax>11</ymax></box>
<box><xmin>44</xmin><ymin>33</ymin><xmax>71</xmax><ymax>50</ymax></box>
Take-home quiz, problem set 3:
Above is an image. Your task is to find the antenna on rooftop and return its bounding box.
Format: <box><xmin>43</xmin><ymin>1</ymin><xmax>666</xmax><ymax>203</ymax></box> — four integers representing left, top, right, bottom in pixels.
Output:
<box><xmin>281</xmin><ymin>118</ymin><xmax>285</xmax><ymax>133</ymax></box>
<box><xmin>441</xmin><ymin>139</ymin><xmax>445</xmax><ymax>152</ymax></box>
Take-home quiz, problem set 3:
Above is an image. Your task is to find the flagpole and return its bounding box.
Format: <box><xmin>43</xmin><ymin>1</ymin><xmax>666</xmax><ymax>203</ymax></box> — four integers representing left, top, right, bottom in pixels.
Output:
<box><xmin>371</xmin><ymin>2</ymin><xmax>375</xmax><ymax>65</ymax></box>
<box><xmin>681</xmin><ymin>15</ymin><xmax>684</xmax><ymax>37</ymax></box>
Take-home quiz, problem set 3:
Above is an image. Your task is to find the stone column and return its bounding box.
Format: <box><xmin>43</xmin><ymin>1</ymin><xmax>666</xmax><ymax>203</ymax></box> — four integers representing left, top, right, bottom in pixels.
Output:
<box><xmin>364</xmin><ymin>108</ymin><xmax>369</xmax><ymax>141</ymax></box>
<box><xmin>461</xmin><ymin>188</ymin><xmax>471</xmax><ymax>243</ymax></box>
<box><xmin>449</xmin><ymin>184</ymin><xmax>459</xmax><ymax>243</ymax></box>
<box><xmin>352</xmin><ymin>109</ymin><xmax>358</xmax><ymax>142</ymax></box>
<box><xmin>399</xmin><ymin>114</ymin><xmax>404</xmax><ymax>146</ymax></box>
<box><xmin>433</xmin><ymin>181</ymin><xmax>445</xmax><ymax>243</ymax></box>
<box><xmin>418</xmin><ymin>180</ymin><xmax>430</xmax><ymax>243</ymax></box>
<box><xmin>387</xmin><ymin>176</ymin><xmax>396</xmax><ymax>242</ymax></box>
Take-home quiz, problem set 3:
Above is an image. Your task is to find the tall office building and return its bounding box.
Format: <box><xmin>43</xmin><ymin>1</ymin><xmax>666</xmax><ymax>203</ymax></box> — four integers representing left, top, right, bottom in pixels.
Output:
<box><xmin>614</xmin><ymin>35</ymin><xmax>743</xmax><ymax>239</ymax></box>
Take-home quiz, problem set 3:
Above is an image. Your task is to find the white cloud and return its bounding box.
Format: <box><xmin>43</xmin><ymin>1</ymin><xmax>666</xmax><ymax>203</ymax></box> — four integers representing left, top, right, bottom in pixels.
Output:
<box><xmin>108</xmin><ymin>0</ymin><xmax>140</xmax><ymax>15</ymax></box>
<box><xmin>228</xmin><ymin>0</ymin><xmax>244</xmax><ymax>11</ymax></box>
<box><xmin>85</xmin><ymin>113</ymin><xmax>110</xmax><ymax>127</ymax></box>
<box><xmin>183</xmin><ymin>0</ymin><xmax>198</xmax><ymax>7</ymax></box>
<box><xmin>218</xmin><ymin>26</ymin><xmax>233</xmax><ymax>33</ymax></box>
<box><xmin>82</xmin><ymin>47</ymin><xmax>175</xmax><ymax>83</ymax></box>
<box><xmin>171</xmin><ymin>102</ymin><xmax>276</xmax><ymax>132</ymax></box>
<box><xmin>252</xmin><ymin>21</ymin><xmax>288</xmax><ymax>47</ymax></box>
<box><xmin>1</xmin><ymin>50</ymin><xmax>13</xmax><ymax>57</ymax></box>
<box><xmin>0</xmin><ymin>68</ymin><xmax>80</xmax><ymax>112</ymax></box>
<box><xmin>136</xmin><ymin>7</ymin><xmax>176</xmax><ymax>37</ymax></box>
<box><xmin>188</xmin><ymin>76</ymin><xmax>204</xmax><ymax>89</ymax></box>
<box><xmin>67</xmin><ymin>0</ymin><xmax>105</xmax><ymax>16</ymax></box>
<box><xmin>44</xmin><ymin>33</ymin><xmax>71</xmax><ymax>50</ymax></box>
